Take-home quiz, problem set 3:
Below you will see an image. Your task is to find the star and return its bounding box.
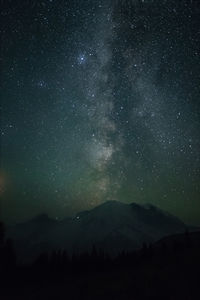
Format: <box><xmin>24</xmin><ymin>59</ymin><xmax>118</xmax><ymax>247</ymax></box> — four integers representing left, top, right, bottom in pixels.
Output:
<box><xmin>78</xmin><ymin>54</ymin><xmax>86</xmax><ymax>65</ymax></box>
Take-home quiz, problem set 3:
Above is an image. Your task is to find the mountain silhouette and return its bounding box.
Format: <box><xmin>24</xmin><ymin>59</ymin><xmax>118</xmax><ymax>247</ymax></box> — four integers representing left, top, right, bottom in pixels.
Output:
<box><xmin>8</xmin><ymin>201</ymin><xmax>186</xmax><ymax>262</ymax></box>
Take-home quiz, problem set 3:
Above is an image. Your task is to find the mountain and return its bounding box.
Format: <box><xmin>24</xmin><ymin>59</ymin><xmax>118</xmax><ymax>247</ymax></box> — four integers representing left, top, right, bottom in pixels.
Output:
<box><xmin>7</xmin><ymin>201</ymin><xmax>187</xmax><ymax>262</ymax></box>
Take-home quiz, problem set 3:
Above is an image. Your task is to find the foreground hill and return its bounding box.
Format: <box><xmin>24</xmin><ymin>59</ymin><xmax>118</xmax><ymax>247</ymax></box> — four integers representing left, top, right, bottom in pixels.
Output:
<box><xmin>1</xmin><ymin>230</ymin><xmax>200</xmax><ymax>300</ymax></box>
<box><xmin>8</xmin><ymin>200</ymin><xmax>187</xmax><ymax>262</ymax></box>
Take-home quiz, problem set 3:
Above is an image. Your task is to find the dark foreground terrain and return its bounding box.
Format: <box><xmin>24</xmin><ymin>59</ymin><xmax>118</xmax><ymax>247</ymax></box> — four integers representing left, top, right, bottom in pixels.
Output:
<box><xmin>0</xmin><ymin>230</ymin><xmax>200</xmax><ymax>300</ymax></box>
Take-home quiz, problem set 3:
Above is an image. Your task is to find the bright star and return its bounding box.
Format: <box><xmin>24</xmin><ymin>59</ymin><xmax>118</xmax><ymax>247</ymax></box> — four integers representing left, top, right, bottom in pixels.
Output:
<box><xmin>78</xmin><ymin>54</ymin><xmax>86</xmax><ymax>65</ymax></box>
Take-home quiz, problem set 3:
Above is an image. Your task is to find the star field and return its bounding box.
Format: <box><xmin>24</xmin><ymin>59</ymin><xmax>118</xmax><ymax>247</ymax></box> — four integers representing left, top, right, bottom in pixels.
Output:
<box><xmin>1</xmin><ymin>0</ymin><xmax>200</xmax><ymax>225</ymax></box>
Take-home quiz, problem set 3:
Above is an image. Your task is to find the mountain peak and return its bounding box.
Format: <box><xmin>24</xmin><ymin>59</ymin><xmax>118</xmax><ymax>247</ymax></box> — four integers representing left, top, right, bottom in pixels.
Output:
<box><xmin>99</xmin><ymin>200</ymin><xmax>125</xmax><ymax>207</ymax></box>
<box><xmin>8</xmin><ymin>200</ymin><xmax>187</xmax><ymax>262</ymax></box>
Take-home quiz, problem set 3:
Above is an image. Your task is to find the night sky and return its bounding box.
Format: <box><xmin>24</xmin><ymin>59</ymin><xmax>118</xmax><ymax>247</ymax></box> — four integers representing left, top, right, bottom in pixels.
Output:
<box><xmin>1</xmin><ymin>0</ymin><xmax>200</xmax><ymax>225</ymax></box>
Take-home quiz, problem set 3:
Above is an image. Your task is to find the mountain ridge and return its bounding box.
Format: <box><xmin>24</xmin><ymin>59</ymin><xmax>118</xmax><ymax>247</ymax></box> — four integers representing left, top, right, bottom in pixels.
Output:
<box><xmin>7</xmin><ymin>200</ymin><xmax>187</xmax><ymax>262</ymax></box>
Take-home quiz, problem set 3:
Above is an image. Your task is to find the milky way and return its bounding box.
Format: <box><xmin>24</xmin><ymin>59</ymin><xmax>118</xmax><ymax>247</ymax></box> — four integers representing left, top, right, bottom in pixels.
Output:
<box><xmin>1</xmin><ymin>0</ymin><xmax>200</xmax><ymax>224</ymax></box>
<box><xmin>80</xmin><ymin>5</ymin><xmax>123</xmax><ymax>204</ymax></box>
